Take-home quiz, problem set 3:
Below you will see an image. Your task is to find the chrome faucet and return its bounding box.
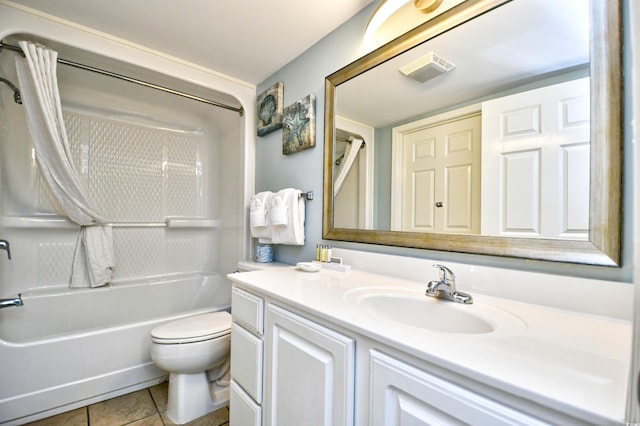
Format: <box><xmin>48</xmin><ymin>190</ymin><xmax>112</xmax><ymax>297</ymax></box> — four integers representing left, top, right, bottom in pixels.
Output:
<box><xmin>426</xmin><ymin>264</ymin><xmax>473</xmax><ymax>304</ymax></box>
<box><xmin>0</xmin><ymin>294</ymin><xmax>23</xmax><ymax>309</ymax></box>
<box><xmin>0</xmin><ymin>239</ymin><xmax>10</xmax><ymax>260</ymax></box>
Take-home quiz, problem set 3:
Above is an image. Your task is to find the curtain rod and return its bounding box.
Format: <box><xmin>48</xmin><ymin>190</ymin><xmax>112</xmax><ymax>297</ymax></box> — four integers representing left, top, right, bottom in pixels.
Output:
<box><xmin>0</xmin><ymin>41</ymin><xmax>244</xmax><ymax>116</ymax></box>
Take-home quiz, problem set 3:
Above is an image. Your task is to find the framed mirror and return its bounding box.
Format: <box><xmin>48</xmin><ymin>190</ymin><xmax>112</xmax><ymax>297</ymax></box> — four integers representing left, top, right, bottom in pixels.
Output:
<box><xmin>323</xmin><ymin>0</ymin><xmax>622</xmax><ymax>266</ymax></box>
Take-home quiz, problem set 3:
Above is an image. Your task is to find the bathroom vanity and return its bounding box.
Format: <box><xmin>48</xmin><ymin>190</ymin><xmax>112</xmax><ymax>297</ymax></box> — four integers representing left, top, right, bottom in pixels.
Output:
<box><xmin>228</xmin><ymin>267</ymin><xmax>630</xmax><ymax>426</ymax></box>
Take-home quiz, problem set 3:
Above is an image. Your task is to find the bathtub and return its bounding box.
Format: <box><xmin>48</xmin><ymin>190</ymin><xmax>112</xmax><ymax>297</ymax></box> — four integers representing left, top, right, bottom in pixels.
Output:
<box><xmin>0</xmin><ymin>273</ymin><xmax>230</xmax><ymax>424</ymax></box>
<box><xmin>0</xmin><ymin>9</ymin><xmax>251</xmax><ymax>424</ymax></box>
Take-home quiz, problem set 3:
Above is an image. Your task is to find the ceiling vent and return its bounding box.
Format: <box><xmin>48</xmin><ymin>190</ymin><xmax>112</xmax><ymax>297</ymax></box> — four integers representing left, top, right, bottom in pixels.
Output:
<box><xmin>399</xmin><ymin>51</ymin><xmax>455</xmax><ymax>83</ymax></box>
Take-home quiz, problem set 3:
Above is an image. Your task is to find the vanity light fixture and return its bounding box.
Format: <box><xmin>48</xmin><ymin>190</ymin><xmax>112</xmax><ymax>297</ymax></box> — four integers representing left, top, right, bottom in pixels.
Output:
<box><xmin>414</xmin><ymin>0</ymin><xmax>445</xmax><ymax>12</ymax></box>
<box><xmin>364</xmin><ymin>0</ymin><xmax>445</xmax><ymax>43</ymax></box>
<box><xmin>399</xmin><ymin>51</ymin><xmax>455</xmax><ymax>82</ymax></box>
<box><xmin>365</xmin><ymin>0</ymin><xmax>410</xmax><ymax>40</ymax></box>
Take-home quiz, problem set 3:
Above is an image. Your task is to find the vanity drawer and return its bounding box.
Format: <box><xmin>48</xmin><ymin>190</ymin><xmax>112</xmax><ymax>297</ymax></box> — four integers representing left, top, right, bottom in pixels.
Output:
<box><xmin>230</xmin><ymin>380</ymin><xmax>261</xmax><ymax>426</ymax></box>
<box><xmin>232</xmin><ymin>286</ymin><xmax>264</xmax><ymax>335</ymax></box>
<box><xmin>231</xmin><ymin>322</ymin><xmax>263</xmax><ymax>403</ymax></box>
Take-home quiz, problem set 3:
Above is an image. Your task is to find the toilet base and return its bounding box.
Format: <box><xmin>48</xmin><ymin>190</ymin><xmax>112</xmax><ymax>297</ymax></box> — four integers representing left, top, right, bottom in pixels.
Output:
<box><xmin>166</xmin><ymin>372</ymin><xmax>230</xmax><ymax>425</ymax></box>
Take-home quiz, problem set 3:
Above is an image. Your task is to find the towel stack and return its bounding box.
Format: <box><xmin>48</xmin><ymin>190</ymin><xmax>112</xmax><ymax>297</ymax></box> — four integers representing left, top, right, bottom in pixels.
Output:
<box><xmin>250</xmin><ymin>188</ymin><xmax>305</xmax><ymax>245</ymax></box>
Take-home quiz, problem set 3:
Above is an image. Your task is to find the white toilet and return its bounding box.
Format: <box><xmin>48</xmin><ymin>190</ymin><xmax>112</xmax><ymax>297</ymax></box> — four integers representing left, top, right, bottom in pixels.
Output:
<box><xmin>150</xmin><ymin>311</ymin><xmax>232</xmax><ymax>424</ymax></box>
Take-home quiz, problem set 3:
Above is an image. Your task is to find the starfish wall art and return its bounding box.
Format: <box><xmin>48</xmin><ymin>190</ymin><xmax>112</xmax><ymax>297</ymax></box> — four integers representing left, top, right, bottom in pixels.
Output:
<box><xmin>282</xmin><ymin>94</ymin><xmax>316</xmax><ymax>155</ymax></box>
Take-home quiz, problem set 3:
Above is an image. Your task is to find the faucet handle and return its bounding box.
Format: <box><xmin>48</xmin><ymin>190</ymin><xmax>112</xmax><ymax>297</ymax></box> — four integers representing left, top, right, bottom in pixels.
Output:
<box><xmin>433</xmin><ymin>264</ymin><xmax>454</xmax><ymax>283</ymax></box>
<box><xmin>0</xmin><ymin>240</ymin><xmax>10</xmax><ymax>260</ymax></box>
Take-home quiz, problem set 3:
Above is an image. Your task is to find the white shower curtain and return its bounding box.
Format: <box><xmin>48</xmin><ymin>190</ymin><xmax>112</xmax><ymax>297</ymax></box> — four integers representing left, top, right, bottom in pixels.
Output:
<box><xmin>15</xmin><ymin>41</ymin><xmax>114</xmax><ymax>288</ymax></box>
<box><xmin>334</xmin><ymin>137</ymin><xmax>363</xmax><ymax>196</ymax></box>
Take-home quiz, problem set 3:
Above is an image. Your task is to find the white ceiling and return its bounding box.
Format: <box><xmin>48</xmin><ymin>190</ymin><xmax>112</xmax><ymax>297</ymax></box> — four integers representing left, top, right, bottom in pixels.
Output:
<box><xmin>337</xmin><ymin>0</ymin><xmax>590</xmax><ymax>128</ymax></box>
<box><xmin>8</xmin><ymin>0</ymin><xmax>376</xmax><ymax>85</ymax></box>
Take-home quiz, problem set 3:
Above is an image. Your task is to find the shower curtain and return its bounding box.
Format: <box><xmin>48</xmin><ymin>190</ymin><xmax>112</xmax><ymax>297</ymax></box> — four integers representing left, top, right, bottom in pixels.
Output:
<box><xmin>15</xmin><ymin>41</ymin><xmax>114</xmax><ymax>288</ymax></box>
<box><xmin>334</xmin><ymin>137</ymin><xmax>363</xmax><ymax>196</ymax></box>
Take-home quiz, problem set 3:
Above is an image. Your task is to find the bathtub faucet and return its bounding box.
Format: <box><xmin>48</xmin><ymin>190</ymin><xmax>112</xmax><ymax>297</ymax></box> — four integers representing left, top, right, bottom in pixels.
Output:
<box><xmin>0</xmin><ymin>294</ymin><xmax>23</xmax><ymax>309</ymax></box>
<box><xmin>0</xmin><ymin>239</ymin><xmax>10</xmax><ymax>260</ymax></box>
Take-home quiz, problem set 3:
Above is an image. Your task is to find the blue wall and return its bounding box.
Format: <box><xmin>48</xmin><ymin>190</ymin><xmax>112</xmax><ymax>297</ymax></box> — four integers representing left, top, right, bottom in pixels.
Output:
<box><xmin>256</xmin><ymin>2</ymin><xmax>633</xmax><ymax>283</ymax></box>
<box><xmin>254</xmin><ymin>4</ymin><xmax>375</xmax><ymax>264</ymax></box>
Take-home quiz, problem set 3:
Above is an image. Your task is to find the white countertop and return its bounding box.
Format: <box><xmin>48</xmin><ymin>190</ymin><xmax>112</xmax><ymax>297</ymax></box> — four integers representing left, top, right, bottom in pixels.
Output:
<box><xmin>228</xmin><ymin>266</ymin><xmax>632</xmax><ymax>424</ymax></box>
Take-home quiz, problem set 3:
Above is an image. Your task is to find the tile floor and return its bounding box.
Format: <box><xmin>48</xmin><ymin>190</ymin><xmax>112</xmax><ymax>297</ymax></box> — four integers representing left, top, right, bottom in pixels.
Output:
<box><xmin>26</xmin><ymin>382</ymin><xmax>229</xmax><ymax>426</ymax></box>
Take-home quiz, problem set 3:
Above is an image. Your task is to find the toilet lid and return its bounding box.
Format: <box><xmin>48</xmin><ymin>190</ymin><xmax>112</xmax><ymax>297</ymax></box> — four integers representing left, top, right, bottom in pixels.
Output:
<box><xmin>151</xmin><ymin>311</ymin><xmax>231</xmax><ymax>344</ymax></box>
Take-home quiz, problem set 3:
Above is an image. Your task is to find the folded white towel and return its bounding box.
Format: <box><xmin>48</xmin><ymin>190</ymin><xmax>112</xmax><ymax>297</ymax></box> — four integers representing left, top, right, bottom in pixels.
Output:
<box><xmin>250</xmin><ymin>191</ymin><xmax>274</xmax><ymax>243</ymax></box>
<box><xmin>270</xmin><ymin>195</ymin><xmax>288</xmax><ymax>226</ymax></box>
<box><xmin>271</xmin><ymin>188</ymin><xmax>305</xmax><ymax>245</ymax></box>
<box><xmin>250</xmin><ymin>197</ymin><xmax>268</xmax><ymax>227</ymax></box>
<box><xmin>70</xmin><ymin>225</ymin><xmax>114</xmax><ymax>288</ymax></box>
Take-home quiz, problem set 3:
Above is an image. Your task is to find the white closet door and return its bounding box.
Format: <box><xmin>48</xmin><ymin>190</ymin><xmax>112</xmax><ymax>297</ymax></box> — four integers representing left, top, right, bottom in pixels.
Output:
<box><xmin>481</xmin><ymin>77</ymin><xmax>590</xmax><ymax>239</ymax></box>
<box><xmin>398</xmin><ymin>113</ymin><xmax>481</xmax><ymax>234</ymax></box>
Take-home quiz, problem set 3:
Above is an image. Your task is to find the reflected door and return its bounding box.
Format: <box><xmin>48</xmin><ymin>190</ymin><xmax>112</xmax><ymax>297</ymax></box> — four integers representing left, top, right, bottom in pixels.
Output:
<box><xmin>393</xmin><ymin>113</ymin><xmax>481</xmax><ymax>234</ymax></box>
<box><xmin>481</xmin><ymin>77</ymin><xmax>590</xmax><ymax>239</ymax></box>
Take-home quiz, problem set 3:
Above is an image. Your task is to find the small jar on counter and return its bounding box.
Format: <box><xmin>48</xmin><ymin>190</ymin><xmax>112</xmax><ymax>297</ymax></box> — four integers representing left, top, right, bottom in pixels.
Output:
<box><xmin>255</xmin><ymin>244</ymin><xmax>273</xmax><ymax>263</ymax></box>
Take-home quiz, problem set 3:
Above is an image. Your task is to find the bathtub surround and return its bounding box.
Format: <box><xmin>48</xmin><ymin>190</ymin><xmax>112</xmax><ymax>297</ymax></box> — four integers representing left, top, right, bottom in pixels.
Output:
<box><xmin>15</xmin><ymin>40</ymin><xmax>114</xmax><ymax>288</ymax></box>
<box><xmin>0</xmin><ymin>2</ymin><xmax>253</xmax><ymax>423</ymax></box>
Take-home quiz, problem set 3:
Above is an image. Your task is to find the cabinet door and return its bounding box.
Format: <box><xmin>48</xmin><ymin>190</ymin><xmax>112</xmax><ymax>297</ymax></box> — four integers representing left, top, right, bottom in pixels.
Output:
<box><xmin>230</xmin><ymin>380</ymin><xmax>261</xmax><ymax>426</ymax></box>
<box><xmin>265</xmin><ymin>303</ymin><xmax>355</xmax><ymax>426</ymax></box>
<box><xmin>370</xmin><ymin>350</ymin><xmax>549</xmax><ymax>426</ymax></box>
<box><xmin>230</xmin><ymin>322</ymin><xmax>263</xmax><ymax>403</ymax></box>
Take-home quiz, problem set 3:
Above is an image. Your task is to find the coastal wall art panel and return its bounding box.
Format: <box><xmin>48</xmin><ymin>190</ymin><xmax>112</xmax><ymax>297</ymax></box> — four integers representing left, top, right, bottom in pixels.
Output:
<box><xmin>257</xmin><ymin>81</ymin><xmax>284</xmax><ymax>136</ymax></box>
<box><xmin>282</xmin><ymin>94</ymin><xmax>316</xmax><ymax>155</ymax></box>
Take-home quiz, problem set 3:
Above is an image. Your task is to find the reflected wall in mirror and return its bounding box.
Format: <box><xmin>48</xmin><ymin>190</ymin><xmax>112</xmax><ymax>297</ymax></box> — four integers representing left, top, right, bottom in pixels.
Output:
<box><xmin>323</xmin><ymin>0</ymin><xmax>622</xmax><ymax>266</ymax></box>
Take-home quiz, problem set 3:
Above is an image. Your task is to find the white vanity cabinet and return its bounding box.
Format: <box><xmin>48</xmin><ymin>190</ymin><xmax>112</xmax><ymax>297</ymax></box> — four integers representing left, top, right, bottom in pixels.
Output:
<box><xmin>228</xmin><ymin>269</ymin><xmax>621</xmax><ymax>426</ymax></box>
<box><xmin>230</xmin><ymin>286</ymin><xmax>264</xmax><ymax>426</ymax></box>
<box><xmin>264</xmin><ymin>303</ymin><xmax>355</xmax><ymax>426</ymax></box>
<box><xmin>369</xmin><ymin>350</ymin><xmax>549</xmax><ymax>426</ymax></box>
<box><xmin>230</xmin><ymin>284</ymin><xmax>355</xmax><ymax>426</ymax></box>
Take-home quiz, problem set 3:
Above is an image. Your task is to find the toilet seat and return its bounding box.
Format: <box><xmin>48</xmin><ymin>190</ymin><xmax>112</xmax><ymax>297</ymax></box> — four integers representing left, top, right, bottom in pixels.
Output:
<box><xmin>151</xmin><ymin>311</ymin><xmax>231</xmax><ymax>344</ymax></box>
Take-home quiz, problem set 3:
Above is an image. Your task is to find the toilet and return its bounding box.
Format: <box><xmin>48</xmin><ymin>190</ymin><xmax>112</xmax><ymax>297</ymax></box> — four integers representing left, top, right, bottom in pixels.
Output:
<box><xmin>150</xmin><ymin>311</ymin><xmax>232</xmax><ymax>424</ymax></box>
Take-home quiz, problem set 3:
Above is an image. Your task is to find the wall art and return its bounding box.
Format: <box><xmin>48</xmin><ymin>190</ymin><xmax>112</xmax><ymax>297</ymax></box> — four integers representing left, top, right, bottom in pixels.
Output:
<box><xmin>256</xmin><ymin>81</ymin><xmax>283</xmax><ymax>136</ymax></box>
<box><xmin>282</xmin><ymin>94</ymin><xmax>315</xmax><ymax>155</ymax></box>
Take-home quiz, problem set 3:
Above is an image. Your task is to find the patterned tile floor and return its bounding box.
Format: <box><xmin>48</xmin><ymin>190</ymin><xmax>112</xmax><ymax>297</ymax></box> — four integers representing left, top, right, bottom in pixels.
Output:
<box><xmin>26</xmin><ymin>382</ymin><xmax>229</xmax><ymax>426</ymax></box>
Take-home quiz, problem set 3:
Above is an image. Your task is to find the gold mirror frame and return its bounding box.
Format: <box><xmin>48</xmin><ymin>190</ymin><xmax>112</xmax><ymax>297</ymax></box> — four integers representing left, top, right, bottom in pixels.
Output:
<box><xmin>323</xmin><ymin>0</ymin><xmax>622</xmax><ymax>266</ymax></box>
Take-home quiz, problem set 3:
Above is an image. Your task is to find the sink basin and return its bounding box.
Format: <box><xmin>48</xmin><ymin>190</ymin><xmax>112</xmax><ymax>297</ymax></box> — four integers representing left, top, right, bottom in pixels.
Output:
<box><xmin>348</xmin><ymin>288</ymin><xmax>526</xmax><ymax>336</ymax></box>
<box><xmin>360</xmin><ymin>294</ymin><xmax>493</xmax><ymax>334</ymax></box>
